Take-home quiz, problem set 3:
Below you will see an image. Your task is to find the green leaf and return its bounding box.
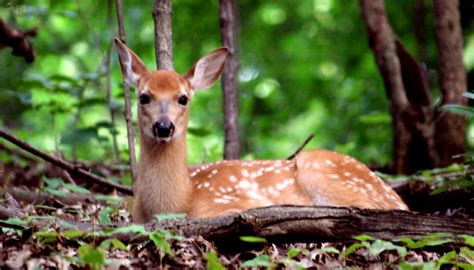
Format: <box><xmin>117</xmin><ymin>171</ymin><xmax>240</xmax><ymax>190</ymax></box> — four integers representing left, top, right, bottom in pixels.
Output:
<box><xmin>44</xmin><ymin>178</ymin><xmax>64</xmax><ymax>189</ymax></box>
<box><xmin>63</xmin><ymin>183</ymin><xmax>91</xmax><ymax>194</ymax></box>
<box><xmin>353</xmin><ymin>234</ymin><xmax>375</xmax><ymax>241</ymax></box>
<box><xmin>342</xmin><ymin>242</ymin><xmax>369</xmax><ymax>257</ymax></box>
<box><xmin>319</xmin><ymin>247</ymin><xmax>340</xmax><ymax>254</ymax></box>
<box><xmin>460</xmin><ymin>247</ymin><xmax>474</xmax><ymax>261</ymax></box>
<box><xmin>155</xmin><ymin>213</ymin><xmax>187</xmax><ymax>222</ymax></box>
<box><xmin>33</xmin><ymin>230</ymin><xmax>59</xmax><ymax>244</ymax></box>
<box><xmin>44</xmin><ymin>188</ymin><xmax>67</xmax><ymax>197</ymax></box>
<box><xmin>99</xmin><ymin>238</ymin><xmax>128</xmax><ymax>251</ymax></box>
<box><xmin>1</xmin><ymin>218</ymin><xmax>29</xmax><ymax>228</ymax></box>
<box><xmin>396</xmin><ymin>234</ymin><xmax>454</xmax><ymax>249</ymax></box>
<box><xmin>63</xmin><ymin>230</ymin><xmax>85</xmax><ymax>239</ymax></box>
<box><xmin>463</xmin><ymin>92</ymin><xmax>474</xmax><ymax>100</ymax></box>
<box><xmin>437</xmin><ymin>250</ymin><xmax>457</xmax><ymax>267</ymax></box>
<box><xmin>204</xmin><ymin>251</ymin><xmax>225</xmax><ymax>270</ymax></box>
<box><xmin>287</xmin><ymin>248</ymin><xmax>303</xmax><ymax>258</ymax></box>
<box><xmin>367</xmin><ymin>239</ymin><xmax>407</xmax><ymax>257</ymax></box>
<box><xmin>240</xmin><ymin>236</ymin><xmax>268</xmax><ymax>243</ymax></box>
<box><xmin>149</xmin><ymin>231</ymin><xmax>173</xmax><ymax>257</ymax></box>
<box><xmin>241</xmin><ymin>254</ymin><xmax>273</xmax><ymax>268</ymax></box>
<box><xmin>440</xmin><ymin>104</ymin><xmax>474</xmax><ymax>117</ymax></box>
<box><xmin>461</xmin><ymin>234</ymin><xmax>474</xmax><ymax>247</ymax></box>
<box><xmin>95</xmin><ymin>195</ymin><xmax>122</xmax><ymax>204</ymax></box>
<box><xmin>399</xmin><ymin>261</ymin><xmax>436</xmax><ymax>270</ymax></box>
<box><xmin>98</xmin><ymin>207</ymin><xmax>113</xmax><ymax>225</ymax></box>
<box><xmin>77</xmin><ymin>244</ymin><xmax>106</xmax><ymax>270</ymax></box>
<box><xmin>111</xmin><ymin>224</ymin><xmax>147</xmax><ymax>235</ymax></box>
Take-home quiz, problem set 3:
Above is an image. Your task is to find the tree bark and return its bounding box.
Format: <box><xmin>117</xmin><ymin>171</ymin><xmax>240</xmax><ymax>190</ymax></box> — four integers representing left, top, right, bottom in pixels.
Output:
<box><xmin>2</xmin><ymin>205</ymin><xmax>472</xmax><ymax>248</ymax></box>
<box><xmin>359</xmin><ymin>0</ymin><xmax>410</xmax><ymax>174</ymax></box>
<box><xmin>433</xmin><ymin>0</ymin><xmax>467</xmax><ymax>166</ymax></box>
<box><xmin>359</xmin><ymin>0</ymin><xmax>441</xmax><ymax>174</ymax></box>
<box><xmin>219</xmin><ymin>0</ymin><xmax>241</xmax><ymax>160</ymax></box>
<box><xmin>152</xmin><ymin>0</ymin><xmax>173</xmax><ymax>71</ymax></box>
<box><xmin>115</xmin><ymin>0</ymin><xmax>138</xmax><ymax>183</ymax></box>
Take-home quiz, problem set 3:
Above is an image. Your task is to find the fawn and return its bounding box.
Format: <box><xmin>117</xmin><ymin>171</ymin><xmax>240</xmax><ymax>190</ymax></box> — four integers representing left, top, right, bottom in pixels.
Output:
<box><xmin>114</xmin><ymin>38</ymin><xmax>408</xmax><ymax>223</ymax></box>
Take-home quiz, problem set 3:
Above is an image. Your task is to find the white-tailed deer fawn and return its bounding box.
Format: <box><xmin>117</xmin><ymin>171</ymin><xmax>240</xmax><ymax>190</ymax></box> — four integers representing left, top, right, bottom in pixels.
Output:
<box><xmin>114</xmin><ymin>38</ymin><xmax>408</xmax><ymax>223</ymax></box>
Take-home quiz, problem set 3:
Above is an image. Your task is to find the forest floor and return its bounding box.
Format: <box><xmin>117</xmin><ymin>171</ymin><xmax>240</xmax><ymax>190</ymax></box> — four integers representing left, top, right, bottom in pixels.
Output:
<box><xmin>1</xmin><ymin>146</ymin><xmax>473</xmax><ymax>269</ymax></box>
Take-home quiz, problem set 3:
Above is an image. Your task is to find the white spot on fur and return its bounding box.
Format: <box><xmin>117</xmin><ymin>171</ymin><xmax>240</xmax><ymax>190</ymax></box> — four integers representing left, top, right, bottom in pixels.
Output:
<box><xmin>265</xmin><ymin>167</ymin><xmax>275</xmax><ymax>172</ymax></box>
<box><xmin>214</xmin><ymin>198</ymin><xmax>230</xmax><ymax>204</ymax></box>
<box><xmin>247</xmin><ymin>191</ymin><xmax>267</xmax><ymax>201</ymax></box>
<box><xmin>325</xmin><ymin>160</ymin><xmax>335</xmax><ymax>166</ymax></box>
<box><xmin>229</xmin><ymin>175</ymin><xmax>238</xmax><ymax>182</ymax></box>
<box><xmin>239</xmin><ymin>180</ymin><xmax>250</xmax><ymax>189</ymax></box>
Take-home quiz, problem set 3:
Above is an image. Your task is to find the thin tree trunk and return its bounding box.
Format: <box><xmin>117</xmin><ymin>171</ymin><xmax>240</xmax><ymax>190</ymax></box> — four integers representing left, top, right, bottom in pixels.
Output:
<box><xmin>412</xmin><ymin>0</ymin><xmax>428</xmax><ymax>62</ymax></box>
<box><xmin>433</xmin><ymin>0</ymin><xmax>467</xmax><ymax>166</ymax></box>
<box><xmin>360</xmin><ymin>0</ymin><xmax>439</xmax><ymax>174</ymax></box>
<box><xmin>219</xmin><ymin>0</ymin><xmax>241</xmax><ymax>159</ymax></box>
<box><xmin>106</xmin><ymin>0</ymin><xmax>120</xmax><ymax>161</ymax></box>
<box><xmin>359</xmin><ymin>0</ymin><xmax>410</xmax><ymax>173</ymax></box>
<box><xmin>152</xmin><ymin>0</ymin><xmax>173</xmax><ymax>71</ymax></box>
<box><xmin>115</xmin><ymin>0</ymin><xmax>137</xmax><ymax>183</ymax></box>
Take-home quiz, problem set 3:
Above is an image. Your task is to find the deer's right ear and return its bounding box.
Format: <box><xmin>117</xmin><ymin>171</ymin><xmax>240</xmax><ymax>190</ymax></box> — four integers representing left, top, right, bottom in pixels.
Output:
<box><xmin>114</xmin><ymin>38</ymin><xmax>148</xmax><ymax>87</ymax></box>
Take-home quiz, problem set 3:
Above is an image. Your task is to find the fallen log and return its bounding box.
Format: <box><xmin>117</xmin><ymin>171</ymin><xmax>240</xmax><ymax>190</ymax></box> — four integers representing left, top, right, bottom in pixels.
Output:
<box><xmin>1</xmin><ymin>205</ymin><xmax>472</xmax><ymax>248</ymax></box>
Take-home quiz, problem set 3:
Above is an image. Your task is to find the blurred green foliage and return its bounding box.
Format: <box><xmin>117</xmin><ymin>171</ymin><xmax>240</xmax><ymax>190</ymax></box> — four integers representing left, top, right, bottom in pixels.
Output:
<box><xmin>0</xmin><ymin>0</ymin><xmax>473</xmax><ymax>168</ymax></box>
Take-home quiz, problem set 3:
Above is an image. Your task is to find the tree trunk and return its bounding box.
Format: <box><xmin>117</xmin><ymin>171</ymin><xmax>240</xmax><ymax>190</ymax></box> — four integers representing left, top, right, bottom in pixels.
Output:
<box><xmin>152</xmin><ymin>0</ymin><xmax>173</xmax><ymax>71</ymax></box>
<box><xmin>359</xmin><ymin>0</ymin><xmax>443</xmax><ymax>174</ymax></box>
<box><xmin>115</xmin><ymin>0</ymin><xmax>138</xmax><ymax>183</ymax></box>
<box><xmin>433</xmin><ymin>0</ymin><xmax>467</xmax><ymax>166</ymax></box>
<box><xmin>360</xmin><ymin>0</ymin><xmax>416</xmax><ymax>174</ymax></box>
<box><xmin>219</xmin><ymin>0</ymin><xmax>241</xmax><ymax>159</ymax></box>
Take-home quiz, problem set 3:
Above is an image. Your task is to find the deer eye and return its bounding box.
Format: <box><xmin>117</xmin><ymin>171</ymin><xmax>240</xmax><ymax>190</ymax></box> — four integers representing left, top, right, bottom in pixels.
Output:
<box><xmin>178</xmin><ymin>95</ymin><xmax>188</xmax><ymax>106</ymax></box>
<box><xmin>139</xmin><ymin>94</ymin><xmax>150</xmax><ymax>105</ymax></box>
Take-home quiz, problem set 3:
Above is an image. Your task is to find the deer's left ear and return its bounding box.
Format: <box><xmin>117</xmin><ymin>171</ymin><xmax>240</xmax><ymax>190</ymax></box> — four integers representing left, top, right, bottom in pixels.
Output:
<box><xmin>114</xmin><ymin>38</ymin><xmax>149</xmax><ymax>87</ymax></box>
<box><xmin>183</xmin><ymin>47</ymin><xmax>228</xmax><ymax>91</ymax></box>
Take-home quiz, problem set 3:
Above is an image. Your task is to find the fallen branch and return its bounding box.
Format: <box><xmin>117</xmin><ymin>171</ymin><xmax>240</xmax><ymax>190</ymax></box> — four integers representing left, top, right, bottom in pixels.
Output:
<box><xmin>0</xmin><ymin>128</ymin><xmax>133</xmax><ymax>195</ymax></box>
<box><xmin>287</xmin><ymin>134</ymin><xmax>314</xmax><ymax>160</ymax></box>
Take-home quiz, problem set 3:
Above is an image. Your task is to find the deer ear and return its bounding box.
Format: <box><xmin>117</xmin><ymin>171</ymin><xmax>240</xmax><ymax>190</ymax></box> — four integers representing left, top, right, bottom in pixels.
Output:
<box><xmin>114</xmin><ymin>38</ymin><xmax>148</xmax><ymax>87</ymax></box>
<box><xmin>183</xmin><ymin>47</ymin><xmax>228</xmax><ymax>91</ymax></box>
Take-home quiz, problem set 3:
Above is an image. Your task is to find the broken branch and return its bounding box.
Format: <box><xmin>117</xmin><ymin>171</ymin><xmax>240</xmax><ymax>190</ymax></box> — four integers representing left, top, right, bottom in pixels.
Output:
<box><xmin>0</xmin><ymin>128</ymin><xmax>133</xmax><ymax>195</ymax></box>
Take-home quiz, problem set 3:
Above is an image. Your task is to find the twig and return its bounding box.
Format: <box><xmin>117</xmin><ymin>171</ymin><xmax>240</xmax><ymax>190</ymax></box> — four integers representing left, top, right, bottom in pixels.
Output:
<box><xmin>0</xmin><ymin>128</ymin><xmax>133</xmax><ymax>195</ymax></box>
<box><xmin>152</xmin><ymin>0</ymin><xmax>173</xmax><ymax>70</ymax></box>
<box><xmin>287</xmin><ymin>134</ymin><xmax>314</xmax><ymax>160</ymax></box>
<box><xmin>115</xmin><ymin>0</ymin><xmax>138</xmax><ymax>183</ymax></box>
<box><xmin>219</xmin><ymin>0</ymin><xmax>241</xmax><ymax>159</ymax></box>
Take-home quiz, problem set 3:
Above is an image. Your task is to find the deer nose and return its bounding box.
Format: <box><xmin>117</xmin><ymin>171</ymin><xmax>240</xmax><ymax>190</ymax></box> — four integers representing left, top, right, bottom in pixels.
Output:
<box><xmin>152</xmin><ymin>119</ymin><xmax>175</xmax><ymax>138</ymax></box>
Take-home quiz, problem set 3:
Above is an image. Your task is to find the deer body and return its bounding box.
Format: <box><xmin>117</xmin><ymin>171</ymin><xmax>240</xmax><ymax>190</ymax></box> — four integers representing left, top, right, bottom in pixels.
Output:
<box><xmin>114</xmin><ymin>39</ymin><xmax>408</xmax><ymax>223</ymax></box>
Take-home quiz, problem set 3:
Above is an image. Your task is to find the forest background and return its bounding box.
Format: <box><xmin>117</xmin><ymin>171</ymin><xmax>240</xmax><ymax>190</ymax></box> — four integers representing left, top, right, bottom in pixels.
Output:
<box><xmin>1</xmin><ymin>0</ymin><xmax>473</xmax><ymax>179</ymax></box>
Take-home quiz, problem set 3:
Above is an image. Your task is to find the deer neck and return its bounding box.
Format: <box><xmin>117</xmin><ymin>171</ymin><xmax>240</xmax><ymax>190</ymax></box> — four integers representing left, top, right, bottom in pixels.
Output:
<box><xmin>138</xmin><ymin>132</ymin><xmax>191</xmax><ymax>214</ymax></box>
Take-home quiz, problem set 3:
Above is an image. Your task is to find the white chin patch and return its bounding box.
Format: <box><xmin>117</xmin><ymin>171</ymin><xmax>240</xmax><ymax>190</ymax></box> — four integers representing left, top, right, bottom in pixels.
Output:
<box><xmin>157</xmin><ymin>137</ymin><xmax>172</xmax><ymax>143</ymax></box>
